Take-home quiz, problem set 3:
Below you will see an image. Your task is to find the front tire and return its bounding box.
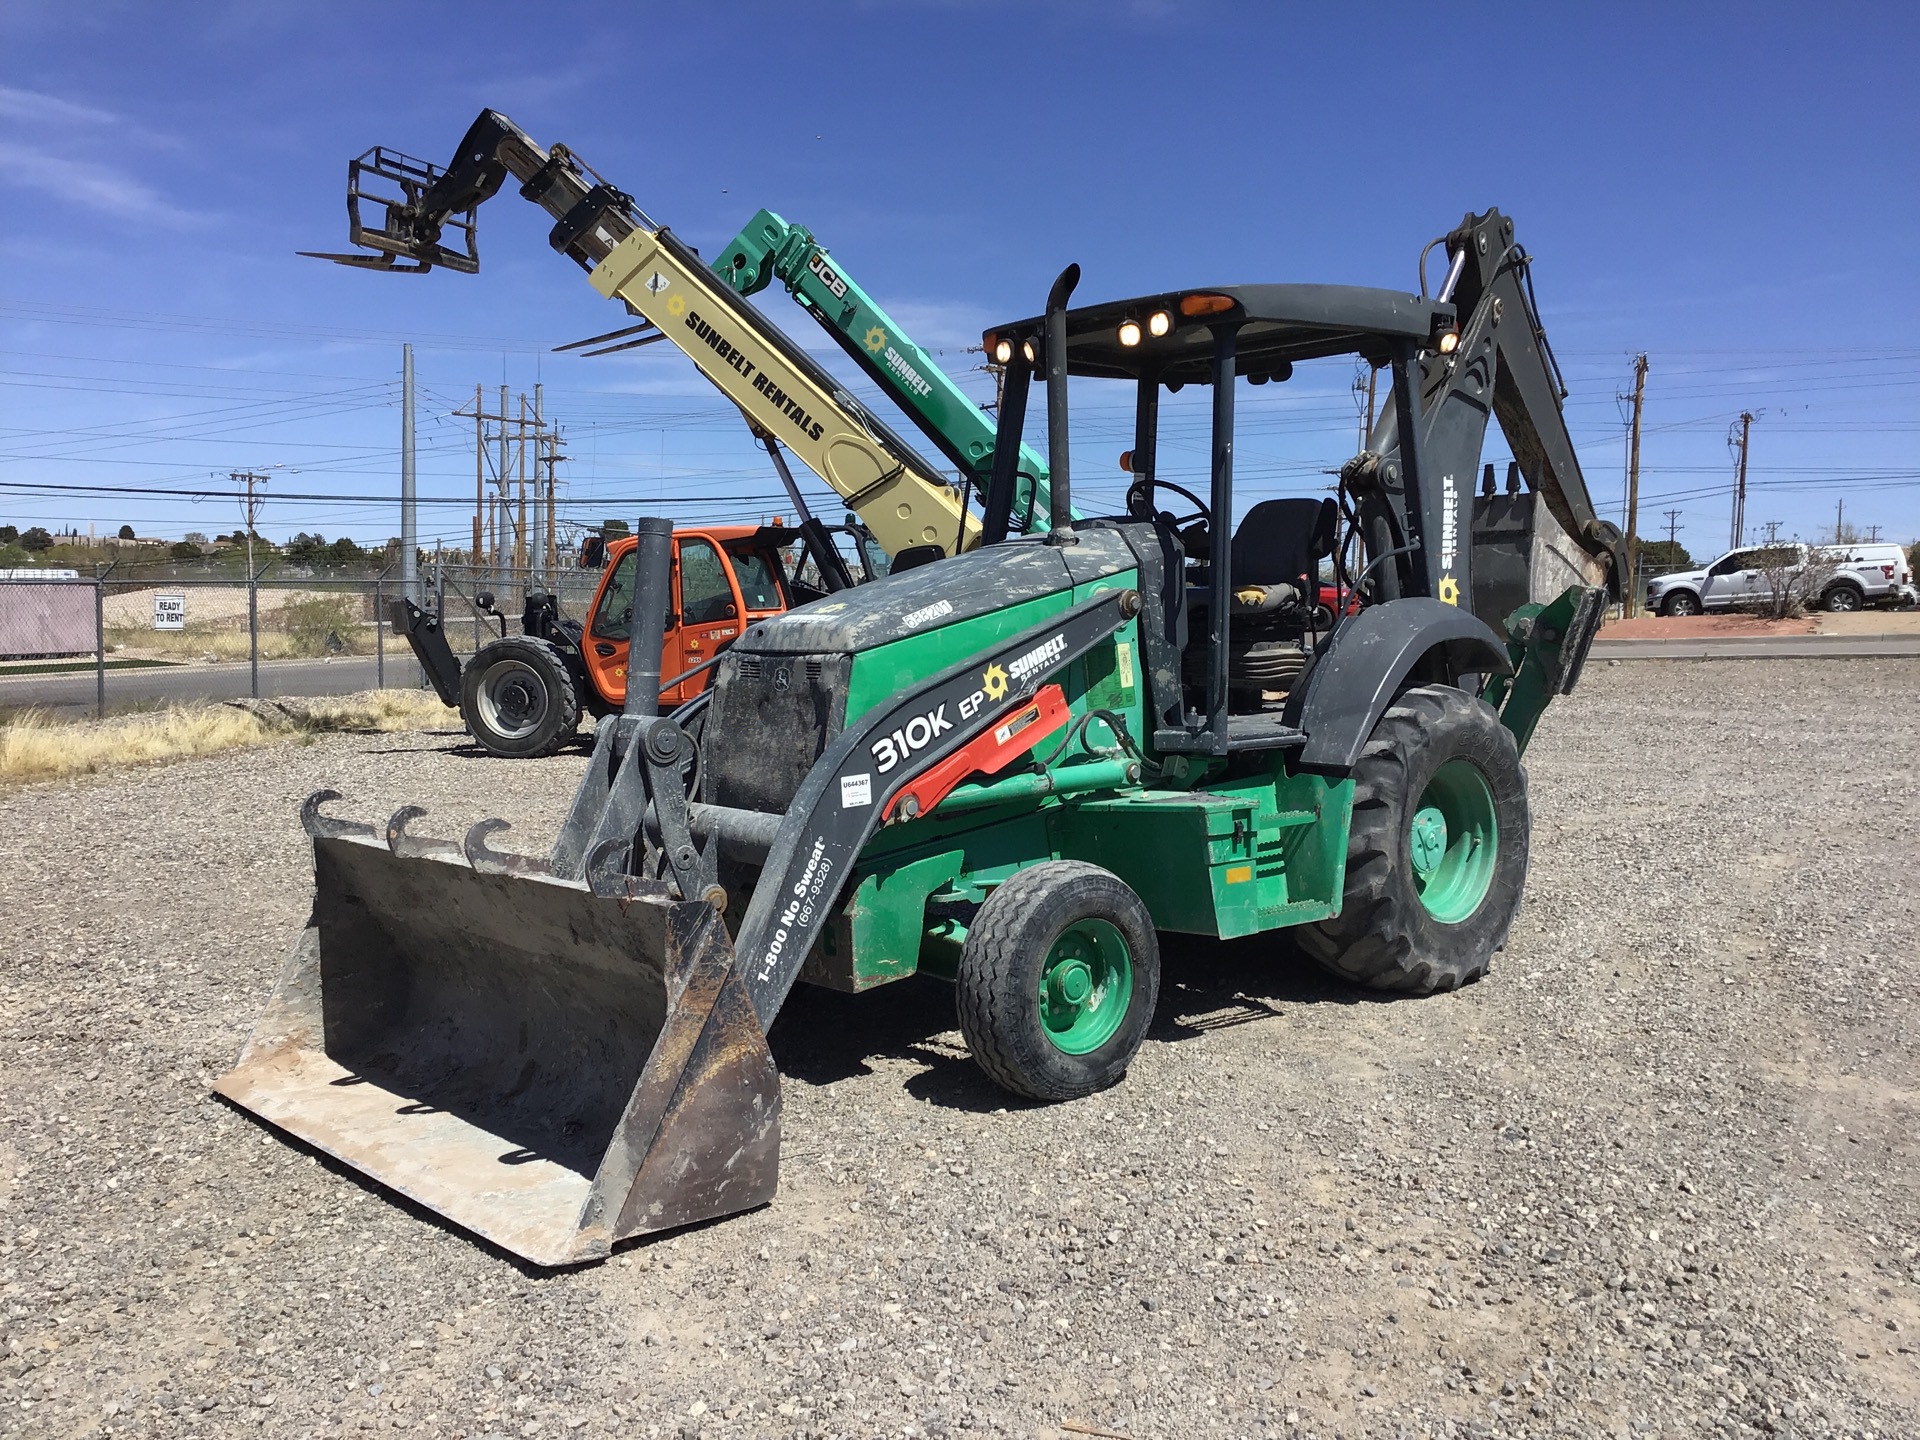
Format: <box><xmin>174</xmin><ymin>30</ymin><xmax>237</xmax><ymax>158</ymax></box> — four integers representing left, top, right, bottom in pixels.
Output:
<box><xmin>956</xmin><ymin>861</ymin><xmax>1160</xmax><ymax>1102</ymax></box>
<box><xmin>1660</xmin><ymin>590</ymin><xmax>1702</xmax><ymax>616</ymax></box>
<box><xmin>459</xmin><ymin>637</ymin><xmax>582</xmax><ymax>759</ymax></box>
<box><xmin>1298</xmin><ymin>684</ymin><xmax>1529</xmax><ymax>994</ymax></box>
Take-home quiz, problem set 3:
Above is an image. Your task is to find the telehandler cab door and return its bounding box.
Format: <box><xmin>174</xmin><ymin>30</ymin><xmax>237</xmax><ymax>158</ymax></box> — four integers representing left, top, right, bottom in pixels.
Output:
<box><xmin>668</xmin><ymin>534</ymin><xmax>751</xmax><ymax>703</ymax></box>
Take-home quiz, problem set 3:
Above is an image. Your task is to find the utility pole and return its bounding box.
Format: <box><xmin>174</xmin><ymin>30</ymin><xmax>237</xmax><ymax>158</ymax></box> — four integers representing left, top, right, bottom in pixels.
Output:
<box><xmin>233</xmin><ymin>470</ymin><xmax>269</xmax><ymax>577</ymax></box>
<box><xmin>1663</xmin><ymin>508</ymin><xmax>1682</xmax><ymax>549</ymax></box>
<box><xmin>531</xmin><ymin>384</ymin><xmax>546</xmax><ymax>580</ymax></box>
<box><xmin>1866</xmin><ymin>523</ymin><xmax>1880</xmax><ymax>543</ymax></box>
<box><xmin>400</xmin><ymin>343</ymin><xmax>418</xmax><ymax>603</ymax></box>
<box><xmin>471</xmin><ymin>383</ymin><xmax>484</xmax><ymax>564</ymax></box>
<box><xmin>1834</xmin><ymin>497</ymin><xmax>1845</xmax><ymax>545</ymax></box>
<box><xmin>1727</xmin><ymin>411</ymin><xmax>1754</xmax><ymax>549</ymax></box>
<box><xmin>1624</xmin><ymin>353</ymin><xmax>1648</xmax><ymax>615</ymax></box>
<box><xmin>233</xmin><ymin>470</ymin><xmax>268</xmax><ymax>702</ymax></box>
<box><xmin>1762</xmin><ymin>520</ymin><xmax>1782</xmax><ymax>545</ymax></box>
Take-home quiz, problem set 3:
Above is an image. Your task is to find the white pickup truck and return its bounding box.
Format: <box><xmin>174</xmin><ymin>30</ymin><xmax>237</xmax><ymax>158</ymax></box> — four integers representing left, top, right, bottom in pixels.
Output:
<box><xmin>1646</xmin><ymin>542</ymin><xmax>1916</xmax><ymax>615</ymax></box>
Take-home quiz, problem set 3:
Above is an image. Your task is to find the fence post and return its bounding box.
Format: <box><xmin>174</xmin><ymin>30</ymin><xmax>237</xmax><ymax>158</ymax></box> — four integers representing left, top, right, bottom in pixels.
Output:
<box><xmin>94</xmin><ymin>568</ymin><xmax>106</xmax><ymax>720</ymax></box>
<box><xmin>248</xmin><ymin>565</ymin><xmax>260</xmax><ymax>700</ymax></box>
<box><xmin>375</xmin><ymin>571</ymin><xmax>386</xmax><ymax>690</ymax></box>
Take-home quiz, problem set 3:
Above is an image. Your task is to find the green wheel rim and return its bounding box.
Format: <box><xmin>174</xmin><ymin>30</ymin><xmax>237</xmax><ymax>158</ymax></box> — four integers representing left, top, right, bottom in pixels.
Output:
<box><xmin>1409</xmin><ymin>758</ymin><xmax>1499</xmax><ymax>924</ymax></box>
<box><xmin>1037</xmin><ymin>918</ymin><xmax>1133</xmax><ymax>1055</ymax></box>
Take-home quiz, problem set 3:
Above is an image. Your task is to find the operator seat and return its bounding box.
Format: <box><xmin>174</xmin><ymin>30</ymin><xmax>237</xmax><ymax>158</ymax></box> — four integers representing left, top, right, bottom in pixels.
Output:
<box><xmin>1228</xmin><ymin>497</ymin><xmax>1338</xmax><ymax>616</ymax></box>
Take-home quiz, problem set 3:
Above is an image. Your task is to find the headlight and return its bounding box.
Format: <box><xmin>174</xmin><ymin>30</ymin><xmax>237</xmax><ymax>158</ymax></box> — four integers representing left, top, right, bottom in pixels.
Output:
<box><xmin>1148</xmin><ymin>310</ymin><xmax>1172</xmax><ymax>337</ymax></box>
<box><xmin>1021</xmin><ymin>339</ymin><xmax>1037</xmax><ymax>364</ymax></box>
<box><xmin>991</xmin><ymin>338</ymin><xmax>1013</xmax><ymax>365</ymax></box>
<box><xmin>1118</xmin><ymin>320</ymin><xmax>1142</xmax><ymax>347</ymax></box>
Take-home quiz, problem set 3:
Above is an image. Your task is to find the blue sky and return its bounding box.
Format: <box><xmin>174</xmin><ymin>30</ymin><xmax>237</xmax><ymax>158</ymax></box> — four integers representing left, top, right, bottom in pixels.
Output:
<box><xmin>2</xmin><ymin>0</ymin><xmax>1915</xmax><ymax>560</ymax></box>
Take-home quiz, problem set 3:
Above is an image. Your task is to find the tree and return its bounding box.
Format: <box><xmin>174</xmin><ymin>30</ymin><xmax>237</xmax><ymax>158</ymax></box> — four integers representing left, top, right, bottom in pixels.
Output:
<box><xmin>117</xmin><ymin>523</ymin><xmax>136</xmax><ymax>540</ymax></box>
<box><xmin>20</xmin><ymin>526</ymin><xmax>52</xmax><ymax>552</ymax></box>
<box><xmin>170</xmin><ymin>540</ymin><xmax>205</xmax><ymax>561</ymax></box>
<box><xmin>285</xmin><ymin>532</ymin><xmax>327</xmax><ymax>567</ymax></box>
<box><xmin>182</xmin><ymin>530</ymin><xmax>209</xmax><ymax>546</ymax></box>
<box><xmin>324</xmin><ymin>536</ymin><xmax>365</xmax><ymax>568</ymax></box>
<box><xmin>1638</xmin><ymin>538</ymin><xmax>1692</xmax><ymax>572</ymax></box>
<box><xmin>0</xmin><ymin>525</ymin><xmax>16</xmax><ymax>544</ymax></box>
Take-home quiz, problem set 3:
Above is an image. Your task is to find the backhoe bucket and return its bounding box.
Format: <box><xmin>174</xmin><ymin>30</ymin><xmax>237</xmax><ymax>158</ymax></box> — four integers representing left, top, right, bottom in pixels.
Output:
<box><xmin>213</xmin><ymin>833</ymin><xmax>779</xmax><ymax>1267</ymax></box>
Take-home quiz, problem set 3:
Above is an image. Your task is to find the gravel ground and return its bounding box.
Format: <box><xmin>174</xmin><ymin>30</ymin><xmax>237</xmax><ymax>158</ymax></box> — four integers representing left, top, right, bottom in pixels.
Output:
<box><xmin>4</xmin><ymin>660</ymin><xmax>1918</xmax><ymax>1440</ymax></box>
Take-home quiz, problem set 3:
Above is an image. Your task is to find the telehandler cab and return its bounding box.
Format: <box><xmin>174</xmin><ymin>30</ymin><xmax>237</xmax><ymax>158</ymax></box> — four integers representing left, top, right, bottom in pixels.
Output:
<box><xmin>219</xmin><ymin>210</ymin><xmax>1623</xmax><ymax>1266</ymax></box>
<box><xmin>398</xmin><ymin>517</ymin><xmax>888</xmax><ymax>758</ymax></box>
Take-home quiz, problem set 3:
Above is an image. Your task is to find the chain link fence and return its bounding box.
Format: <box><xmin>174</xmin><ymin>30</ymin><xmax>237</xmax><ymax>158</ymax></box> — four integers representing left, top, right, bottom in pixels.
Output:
<box><xmin>0</xmin><ymin>570</ymin><xmax>427</xmax><ymax>719</ymax></box>
<box><xmin>0</xmin><ymin>559</ymin><xmax>615</xmax><ymax>719</ymax></box>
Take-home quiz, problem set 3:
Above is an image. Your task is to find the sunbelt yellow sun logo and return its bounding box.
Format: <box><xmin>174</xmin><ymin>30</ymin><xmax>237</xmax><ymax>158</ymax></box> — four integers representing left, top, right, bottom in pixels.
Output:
<box><xmin>981</xmin><ymin>663</ymin><xmax>1008</xmax><ymax>701</ymax></box>
<box><xmin>864</xmin><ymin>325</ymin><xmax>887</xmax><ymax>353</ymax></box>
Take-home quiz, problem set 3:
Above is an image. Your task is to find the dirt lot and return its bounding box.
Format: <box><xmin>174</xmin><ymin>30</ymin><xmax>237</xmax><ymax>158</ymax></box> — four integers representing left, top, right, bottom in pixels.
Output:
<box><xmin>4</xmin><ymin>661</ymin><xmax>1918</xmax><ymax>1439</ymax></box>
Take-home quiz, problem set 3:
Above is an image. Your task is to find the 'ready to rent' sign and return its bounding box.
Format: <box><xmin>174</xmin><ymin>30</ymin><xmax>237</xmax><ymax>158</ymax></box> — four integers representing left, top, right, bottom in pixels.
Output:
<box><xmin>152</xmin><ymin>594</ymin><xmax>186</xmax><ymax>630</ymax></box>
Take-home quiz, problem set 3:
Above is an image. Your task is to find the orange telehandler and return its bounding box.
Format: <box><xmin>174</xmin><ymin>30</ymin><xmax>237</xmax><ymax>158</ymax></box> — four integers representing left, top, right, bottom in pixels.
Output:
<box><xmin>398</xmin><ymin>516</ymin><xmax>888</xmax><ymax>757</ymax></box>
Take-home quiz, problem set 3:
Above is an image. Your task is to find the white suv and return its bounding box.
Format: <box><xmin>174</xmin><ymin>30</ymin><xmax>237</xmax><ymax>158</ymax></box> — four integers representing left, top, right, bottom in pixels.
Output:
<box><xmin>1646</xmin><ymin>542</ymin><xmax>1916</xmax><ymax>615</ymax></box>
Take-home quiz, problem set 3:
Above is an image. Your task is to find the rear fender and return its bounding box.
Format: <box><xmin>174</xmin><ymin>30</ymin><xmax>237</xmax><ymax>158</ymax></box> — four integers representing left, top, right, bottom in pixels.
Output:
<box><xmin>1286</xmin><ymin>599</ymin><xmax>1510</xmax><ymax>774</ymax></box>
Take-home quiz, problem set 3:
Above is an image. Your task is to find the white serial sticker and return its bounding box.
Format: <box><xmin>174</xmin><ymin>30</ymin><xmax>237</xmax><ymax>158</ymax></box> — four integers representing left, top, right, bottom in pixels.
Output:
<box><xmin>902</xmin><ymin>598</ymin><xmax>954</xmax><ymax>630</ymax></box>
<box><xmin>1115</xmin><ymin>640</ymin><xmax>1136</xmax><ymax>690</ymax></box>
<box><xmin>840</xmin><ymin>773</ymin><xmax>873</xmax><ymax>808</ymax></box>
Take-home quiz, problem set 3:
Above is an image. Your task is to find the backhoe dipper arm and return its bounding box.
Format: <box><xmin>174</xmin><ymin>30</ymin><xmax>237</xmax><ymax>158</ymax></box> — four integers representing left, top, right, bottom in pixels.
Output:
<box><xmin>1368</xmin><ymin>209</ymin><xmax>1625</xmax><ymax>604</ymax></box>
<box><xmin>717</xmin><ymin>209</ymin><xmax>1057</xmax><ymax>535</ymax></box>
<box><xmin>311</xmin><ymin>110</ymin><xmax>976</xmax><ymax>559</ymax></box>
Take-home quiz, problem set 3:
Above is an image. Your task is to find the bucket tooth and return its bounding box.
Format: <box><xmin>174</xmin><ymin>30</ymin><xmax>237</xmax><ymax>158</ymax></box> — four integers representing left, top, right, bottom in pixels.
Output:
<box><xmin>302</xmin><ymin>788</ymin><xmax>376</xmax><ymax>840</ymax></box>
<box><xmin>464</xmin><ymin>818</ymin><xmax>552</xmax><ymax>877</ymax></box>
<box><xmin>385</xmin><ymin>805</ymin><xmax>463</xmax><ymax>861</ymax></box>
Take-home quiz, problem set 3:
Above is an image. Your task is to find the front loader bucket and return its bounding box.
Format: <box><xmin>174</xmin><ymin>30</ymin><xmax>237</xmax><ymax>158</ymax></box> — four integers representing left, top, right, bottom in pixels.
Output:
<box><xmin>213</xmin><ymin>834</ymin><xmax>779</xmax><ymax>1267</ymax></box>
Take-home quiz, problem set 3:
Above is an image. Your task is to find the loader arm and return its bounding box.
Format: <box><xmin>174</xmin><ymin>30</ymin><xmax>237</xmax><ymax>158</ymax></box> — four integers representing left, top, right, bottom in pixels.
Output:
<box><xmin>716</xmin><ymin>209</ymin><xmax>1057</xmax><ymax>538</ymax></box>
<box><xmin>311</xmin><ymin>110</ymin><xmax>977</xmax><ymax>559</ymax></box>
<box><xmin>1364</xmin><ymin>208</ymin><xmax>1625</xmax><ymax>613</ymax></box>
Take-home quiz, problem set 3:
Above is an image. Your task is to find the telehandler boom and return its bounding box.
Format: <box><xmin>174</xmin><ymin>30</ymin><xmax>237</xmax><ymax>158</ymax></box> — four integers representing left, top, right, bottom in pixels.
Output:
<box><xmin>716</xmin><ymin>209</ymin><xmax>1057</xmax><ymax>536</ymax></box>
<box><xmin>304</xmin><ymin>111</ymin><xmax>979</xmax><ymax>560</ymax></box>
<box><xmin>222</xmin><ymin>204</ymin><xmax>1621</xmax><ymax>1267</ymax></box>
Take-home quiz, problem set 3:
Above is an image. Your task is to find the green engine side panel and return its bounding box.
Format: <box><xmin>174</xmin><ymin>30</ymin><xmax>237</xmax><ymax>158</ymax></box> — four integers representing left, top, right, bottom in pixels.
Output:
<box><xmin>1047</xmin><ymin>768</ymin><xmax>1355</xmax><ymax>939</ymax></box>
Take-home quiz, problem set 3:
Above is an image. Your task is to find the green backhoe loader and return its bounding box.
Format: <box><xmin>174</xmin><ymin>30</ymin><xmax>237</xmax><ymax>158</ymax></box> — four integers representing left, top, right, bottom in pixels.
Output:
<box><xmin>222</xmin><ymin>132</ymin><xmax>1622</xmax><ymax>1265</ymax></box>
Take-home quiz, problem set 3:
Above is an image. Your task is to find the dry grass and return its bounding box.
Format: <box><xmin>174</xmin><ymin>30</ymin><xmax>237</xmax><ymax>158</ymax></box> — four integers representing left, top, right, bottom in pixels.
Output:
<box><xmin>0</xmin><ymin>689</ymin><xmax>456</xmax><ymax>788</ymax></box>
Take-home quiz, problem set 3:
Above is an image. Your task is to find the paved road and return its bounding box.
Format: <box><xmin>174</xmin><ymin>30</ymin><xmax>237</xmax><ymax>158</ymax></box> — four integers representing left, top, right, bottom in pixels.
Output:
<box><xmin>0</xmin><ymin>655</ymin><xmax>408</xmax><ymax>716</ymax></box>
<box><xmin>1591</xmin><ymin>635</ymin><xmax>1920</xmax><ymax>660</ymax></box>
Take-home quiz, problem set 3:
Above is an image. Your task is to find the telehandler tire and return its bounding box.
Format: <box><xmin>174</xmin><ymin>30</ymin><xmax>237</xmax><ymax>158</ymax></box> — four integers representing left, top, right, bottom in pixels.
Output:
<box><xmin>460</xmin><ymin>636</ymin><xmax>582</xmax><ymax>759</ymax></box>
<box><xmin>1298</xmin><ymin>683</ymin><xmax>1528</xmax><ymax>994</ymax></box>
<box><xmin>957</xmin><ymin>861</ymin><xmax>1160</xmax><ymax>1102</ymax></box>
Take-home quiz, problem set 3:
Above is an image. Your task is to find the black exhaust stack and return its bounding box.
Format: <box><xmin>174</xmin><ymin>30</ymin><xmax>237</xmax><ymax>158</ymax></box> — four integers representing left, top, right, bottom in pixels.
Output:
<box><xmin>624</xmin><ymin>516</ymin><xmax>675</xmax><ymax>717</ymax></box>
<box><xmin>1043</xmin><ymin>264</ymin><xmax>1080</xmax><ymax>546</ymax></box>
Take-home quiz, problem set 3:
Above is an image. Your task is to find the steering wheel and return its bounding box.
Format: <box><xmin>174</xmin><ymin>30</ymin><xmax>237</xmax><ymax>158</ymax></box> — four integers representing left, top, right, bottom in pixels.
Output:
<box><xmin>1125</xmin><ymin>476</ymin><xmax>1212</xmax><ymax>528</ymax></box>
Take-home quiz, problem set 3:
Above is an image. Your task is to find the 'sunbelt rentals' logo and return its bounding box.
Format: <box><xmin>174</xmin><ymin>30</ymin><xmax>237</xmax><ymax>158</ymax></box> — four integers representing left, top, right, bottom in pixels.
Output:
<box><xmin>683</xmin><ymin>310</ymin><xmax>826</xmax><ymax>443</ymax></box>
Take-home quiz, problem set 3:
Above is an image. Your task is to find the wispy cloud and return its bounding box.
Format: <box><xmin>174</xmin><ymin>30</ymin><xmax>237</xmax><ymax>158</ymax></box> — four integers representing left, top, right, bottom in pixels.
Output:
<box><xmin>0</xmin><ymin>83</ymin><xmax>208</xmax><ymax>226</ymax></box>
<box><xmin>0</xmin><ymin>145</ymin><xmax>202</xmax><ymax>224</ymax></box>
<box><xmin>0</xmin><ymin>84</ymin><xmax>117</xmax><ymax>127</ymax></box>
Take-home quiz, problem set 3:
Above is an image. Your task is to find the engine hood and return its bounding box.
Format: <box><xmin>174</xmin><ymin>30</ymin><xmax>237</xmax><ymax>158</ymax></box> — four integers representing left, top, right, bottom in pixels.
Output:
<box><xmin>739</xmin><ymin>528</ymin><xmax>1139</xmax><ymax>655</ymax></box>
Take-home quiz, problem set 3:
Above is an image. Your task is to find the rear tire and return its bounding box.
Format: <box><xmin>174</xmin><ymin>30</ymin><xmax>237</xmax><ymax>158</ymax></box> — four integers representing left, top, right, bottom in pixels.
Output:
<box><xmin>956</xmin><ymin>861</ymin><xmax>1160</xmax><ymax>1102</ymax></box>
<box><xmin>1298</xmin><ymin>684</ymin><xmax>1529</xmax><ymax>994</ymax></box>
<box><xmin>1660</xmin><ymin>590</ymin><xmax>1702</xmax><ymax>616</ymax></box>
<box><xmin>460</xmin><ymin>637</ymin><xmax>582</xmax><ymax>759</ymax></box>
<box><xmin>1821</xmin><ymin>584</ymin><xmax>1863</xmax><ymax>612</ymax></box>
